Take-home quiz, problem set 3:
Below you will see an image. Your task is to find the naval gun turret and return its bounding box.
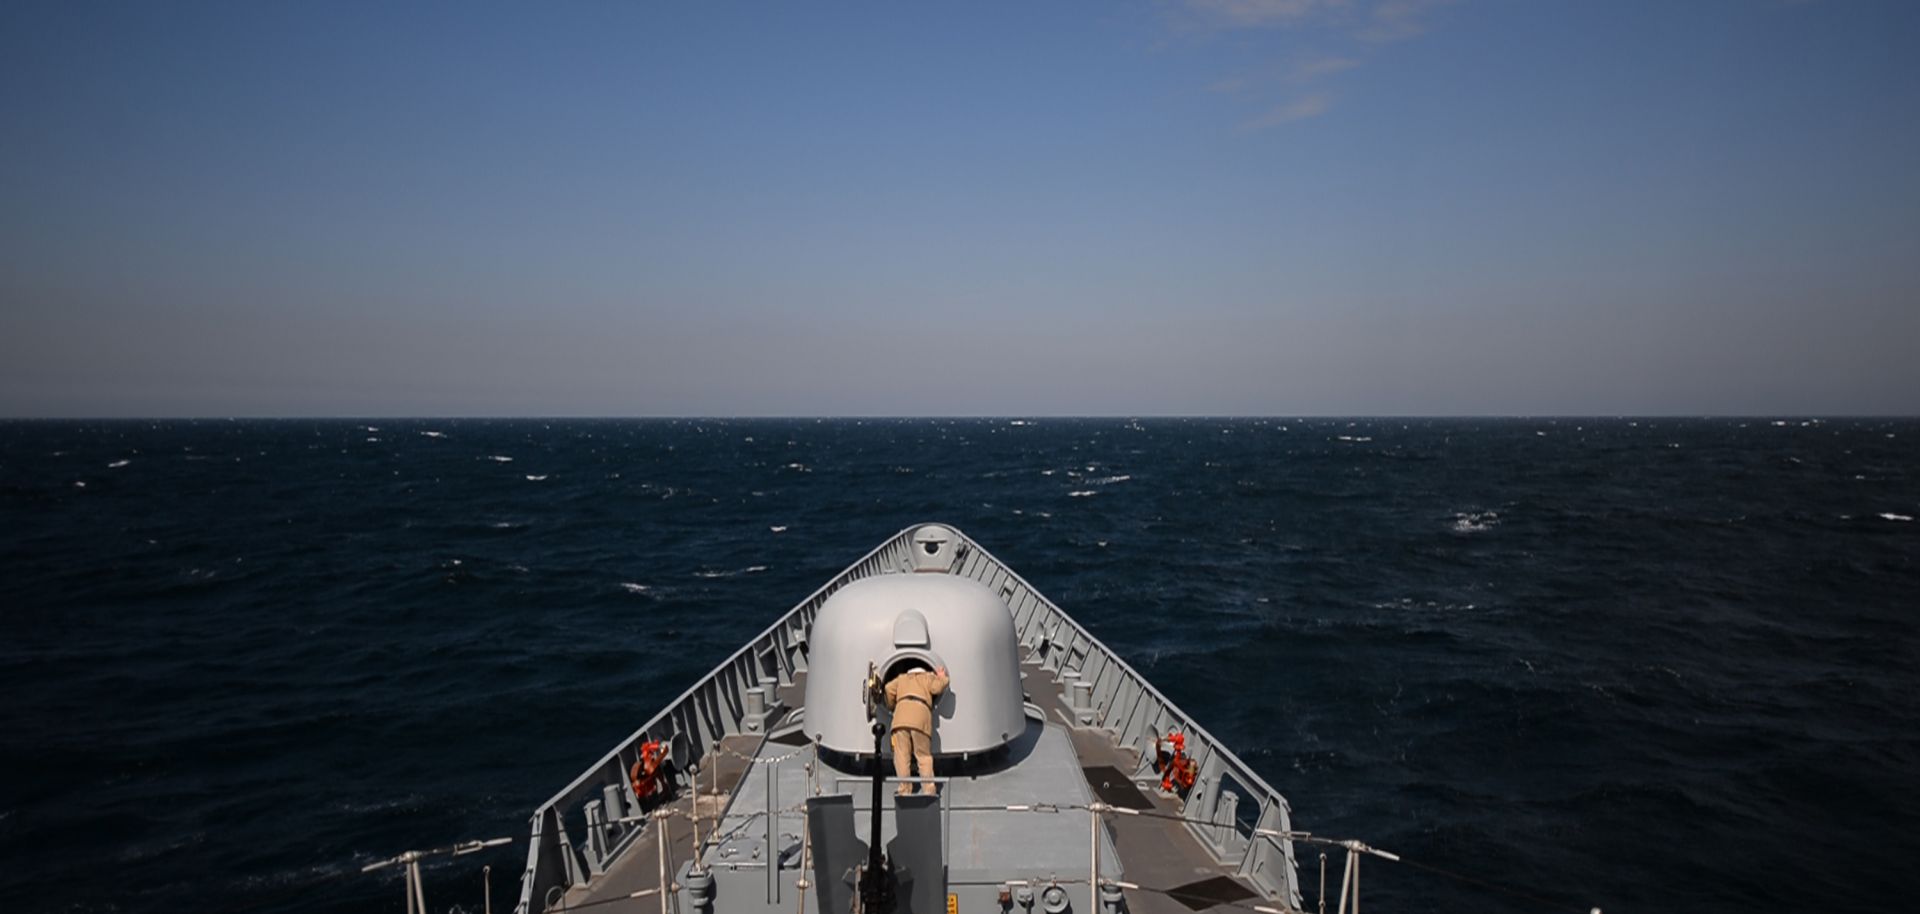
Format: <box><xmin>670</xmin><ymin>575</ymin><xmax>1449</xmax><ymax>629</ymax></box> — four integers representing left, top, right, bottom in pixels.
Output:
<box><xmin>803</xmin><ymin>574</ymin><xmax>1026</xmax><ymax>762</ymax></box>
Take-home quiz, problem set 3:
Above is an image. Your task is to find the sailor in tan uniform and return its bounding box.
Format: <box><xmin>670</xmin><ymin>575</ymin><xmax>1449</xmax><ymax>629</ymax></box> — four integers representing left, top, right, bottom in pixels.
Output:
<box><xmin>883</xmin><ymin>664</ymin><xmax>949</xmax><ymax>795</ymax></box>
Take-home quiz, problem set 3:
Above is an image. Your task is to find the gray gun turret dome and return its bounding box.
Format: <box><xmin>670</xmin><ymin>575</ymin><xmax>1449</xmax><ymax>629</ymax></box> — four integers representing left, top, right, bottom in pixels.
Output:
<box><xmin>804</xmin><ymin>572</ymin><xmax>1024</xmax><ymax>756</ymax></box>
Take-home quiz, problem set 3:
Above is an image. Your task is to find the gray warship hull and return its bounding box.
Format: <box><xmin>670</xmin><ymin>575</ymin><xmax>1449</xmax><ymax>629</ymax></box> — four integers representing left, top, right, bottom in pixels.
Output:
<box><xmin>513</xmin><ymin>524</ymin><xmax>1305</xmax><ymax>914</ymax></box>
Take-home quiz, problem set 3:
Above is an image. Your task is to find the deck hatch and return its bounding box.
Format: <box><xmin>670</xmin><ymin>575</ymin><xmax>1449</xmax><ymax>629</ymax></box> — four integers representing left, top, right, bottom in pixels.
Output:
<box><xmin>767</xmin><ymin>728</ymin><xmax>811</xmax><ymax>747</ymax></box>
<box><xmin>1164</xmin><ymin>875</ymin><xmax>1259</xmax><ymax>911</ymax></box>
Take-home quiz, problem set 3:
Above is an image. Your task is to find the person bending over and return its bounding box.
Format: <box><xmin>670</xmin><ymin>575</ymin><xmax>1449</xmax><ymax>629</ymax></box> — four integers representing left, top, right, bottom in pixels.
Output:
<box><xmin>883</xmin><ymin>664</ymin><xmax>949</xmax><ymax>796</ymax></box>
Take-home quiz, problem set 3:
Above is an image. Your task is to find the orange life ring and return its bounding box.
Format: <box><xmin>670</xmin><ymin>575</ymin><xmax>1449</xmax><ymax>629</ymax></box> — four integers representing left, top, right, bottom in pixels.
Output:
<box><xmin>630</xmin><ymin>740</ymin><xmax>665</xmax><ymax>800</ymax></box>
<box><xmin>1159</xmin><ymin>731</ymin><xmax>1197</xmax><ymax>794</ymax></box>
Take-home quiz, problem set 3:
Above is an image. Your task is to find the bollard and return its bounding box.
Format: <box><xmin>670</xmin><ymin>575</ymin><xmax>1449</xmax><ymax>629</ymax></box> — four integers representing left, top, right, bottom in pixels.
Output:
<box><xmin>1214</xmin><ymin>790</ymin><xmax>1241</xmax><ymax>853</ymax></box>
<box><xmin>583</xmin><ymin>799</ymin><xmax>610</xmax><ymax>873</ymax></box>
<box><xmin>745</xmin><ymin>686</ymin><xmax>768</xmax><ymax>732</ymax></box>
<box><xmin>1070</xmin><ymin>680</ymin><xmax>1095</xmax><ymax>724</ymax></box>
<box><xmin>682</xmin><ymin>868</ymin><xmax>716</xmax><ymax>913</ymax></box>
<box><xmin>602</xmin><ymin>783</ymin><xmax>630</xmax><ymax>831</ymax></box>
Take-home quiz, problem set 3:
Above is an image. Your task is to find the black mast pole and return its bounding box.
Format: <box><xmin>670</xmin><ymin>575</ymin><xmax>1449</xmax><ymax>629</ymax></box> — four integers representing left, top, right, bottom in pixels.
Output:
<box><xmin>860</xmin><ymin>672</ymin><xmax>893</xmax><ymax>913</ymax></box>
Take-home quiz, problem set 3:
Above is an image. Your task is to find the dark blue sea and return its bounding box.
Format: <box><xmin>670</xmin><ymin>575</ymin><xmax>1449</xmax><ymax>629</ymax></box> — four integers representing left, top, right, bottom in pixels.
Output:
<box><xmin>3</xmin><ymin>419</ymin><xmax>1916</xmax><ymax>914</ymax></box>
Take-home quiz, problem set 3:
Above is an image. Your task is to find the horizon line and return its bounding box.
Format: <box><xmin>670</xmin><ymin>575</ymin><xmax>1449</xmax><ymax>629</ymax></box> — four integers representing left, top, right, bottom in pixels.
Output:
<box><xmin>3</xmin><ymin>414</ymin><xmax>1917</xmax><ymax>422</ymax></box>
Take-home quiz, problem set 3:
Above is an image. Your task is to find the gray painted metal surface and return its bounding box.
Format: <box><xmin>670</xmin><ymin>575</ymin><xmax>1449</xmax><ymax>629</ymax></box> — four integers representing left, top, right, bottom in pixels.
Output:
<box><xmin>803</xmin><ymin>574</ymin><xmax>1026</xmax><ymax>756</ymax></box>
<box><xmin>512</xmin><ymin>524</ymin><xmax>1303</xmax><ymax>914</ymax></box>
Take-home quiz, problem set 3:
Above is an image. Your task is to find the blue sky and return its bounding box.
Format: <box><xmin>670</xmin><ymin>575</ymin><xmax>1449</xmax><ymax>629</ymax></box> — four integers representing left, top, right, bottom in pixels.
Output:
<box><xmin>2</xmin><ymin>0</ymin><xmax>1916</xmax><ymax>416</ymax></box>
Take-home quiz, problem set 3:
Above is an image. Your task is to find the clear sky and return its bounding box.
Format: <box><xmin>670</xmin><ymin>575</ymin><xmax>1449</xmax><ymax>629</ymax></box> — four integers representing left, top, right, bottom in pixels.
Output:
<box><xmin>2</xmin><ymin>1</ymin><xmax>1916</xmax><ymax>417</ymax></box>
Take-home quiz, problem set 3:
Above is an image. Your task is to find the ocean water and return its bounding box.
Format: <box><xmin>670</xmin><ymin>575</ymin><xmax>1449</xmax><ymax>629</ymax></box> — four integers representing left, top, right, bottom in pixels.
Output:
<box><xmin>2</xmin><ymin>418</ymin><xmax>1915</xmax><ymax>914</ymax></box>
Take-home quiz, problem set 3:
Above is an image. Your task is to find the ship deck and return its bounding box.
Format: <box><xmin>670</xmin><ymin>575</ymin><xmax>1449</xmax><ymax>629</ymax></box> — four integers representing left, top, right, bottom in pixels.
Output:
<box><xmin>565</xmin><ymin>665</ymin><xmax>1274</xmax><ymax>914</ymax></box>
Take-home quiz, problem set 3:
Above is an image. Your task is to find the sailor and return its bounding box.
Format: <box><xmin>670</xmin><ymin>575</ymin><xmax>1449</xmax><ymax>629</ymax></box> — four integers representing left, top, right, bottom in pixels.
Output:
<box><xmin>883</xmin><ymin>663</ymin><xmax>949</xmax><ymax>796</ymax></box>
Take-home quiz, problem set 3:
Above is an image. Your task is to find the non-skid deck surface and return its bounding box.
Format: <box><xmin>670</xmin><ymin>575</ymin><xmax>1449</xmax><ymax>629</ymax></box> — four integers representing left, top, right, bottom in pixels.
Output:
<box><xmin>1024</xmin><ymin>661</ymin><xmax>1277</xmax><ymax>914</ymax></box>
<box><xmin>565</xmin><ymin>732</ymin><xmax>762</xmax><ymax>909</ymax></box>
<box><xmin>1081</xmin><ymin>764</ymin><xmax>1156</xmax><ymax>810</ymax></box>
<box><xmin>564</xmin><ymin>664</ymin><xmax>1273</xmax><ymax>914</ymax></box>
<box><xmin>566</xmin><ymin>671</ymin><xmax>809</xmax><ymax>910</ymax></box>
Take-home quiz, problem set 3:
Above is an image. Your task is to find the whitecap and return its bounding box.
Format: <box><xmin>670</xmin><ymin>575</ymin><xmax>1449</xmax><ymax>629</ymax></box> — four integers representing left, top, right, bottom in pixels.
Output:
<box><xmin>107</xmin><ymin>459</ymin><xmax>130</xmax><ymax>468</ymax></box>
<box><xmin>484</xmin><ymin>455</ymin><xmax>513</xmax><ymax>463</ymax></box>
<box><xmin>693</xmin><ymin>565</ymin><xmax>769</xmax><ymax>579</ymax></box>
<box><xmin>74</xmin><ymin>480</ymin><xmax>87</xmax><ymax>488</ymax></box>
<box><xmin>1453</xmin><ymin>511</ymin><xmax>1499</xmax><ymax>533</ymax></box>
<box><xmin>1880</xmin><ymin>513</ymin><xmax>1914</xmax><ymax>522</ymax></box>
<box><xmin>620</xmin><ymin>582</ymin><xmax>651</xmax><ymax>594</ymax></box>
<box><xmin>525</xmin><ymin>474</ymin><xmax>548</xmax><ymax>481</ymax></box>
<box><xmin>1089</xmin><ymin>474</ymin><xmax>1132</xmax><ymax>486</ymax></box>
<box><xmin>1067</xmin><ymin>490</ymin><xmax>1096</xmax><ymax>497</ymax></box>
<box><xmin>421</xmin><ymin>430</ymin><xmax>446</xmax><ymax>438</ymax></box>
<box><xmin>1335</xmin><ymin>435</ymin><xmax>1373</xmax><ymax>443</ymax></box>
<box><xmin>770</xmin><ymin>525</ymin><xmax>788</xmax><ymax>533</ymax></box>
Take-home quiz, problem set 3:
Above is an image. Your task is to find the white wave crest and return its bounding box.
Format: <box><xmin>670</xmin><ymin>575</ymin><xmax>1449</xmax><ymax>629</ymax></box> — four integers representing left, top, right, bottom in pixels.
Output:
<box><xmin>484</xmin><ymin>455</ymin><xmax>514</xmax><ymax>463</ymax></box>
<box><xmin>1067</xmin><ymin>490</ymin><xmax>1097</xmax><ymax>497</ymax></box>
<box><xmin>1089</xmin><ymin>474</ymin><xmax>1132</xmax><ymax>486</ymax></box>
<box><xmin>694</xmin><ymin>565</ymin><xmax>769</xmax><ymax>579</ymax></box>
<box><xmin>108</xmin><ymin>459</ymin><xmax>130</xmax><ymax>468</ymax></box>
<box><xmin>770</xmin><ymin>525</ymin><xmax>788</xmax><ymax>533</ymax></box>
<box><xmin>620</xmin><ymin>582</ymin><xmax>651</xmax><ymax>594</ymax></box>
<box><xmin>420</xmin><ymin>430</ymin><xmax>446</xmax><ymax>438</ymax></box>
<box><xmin>1880</xmin><ymin>512</ymin><xmax>1914</xmax><ymax>522</ymax></box>
<box><xmin>525</xmin><ymin>474</ymin><xmax>548</xmax><ymax>481</ymax></box>
<box><xmin>1453</xmin><ymin>511</ymin><xmax>1499</xmax><ymax>533</ymax></box>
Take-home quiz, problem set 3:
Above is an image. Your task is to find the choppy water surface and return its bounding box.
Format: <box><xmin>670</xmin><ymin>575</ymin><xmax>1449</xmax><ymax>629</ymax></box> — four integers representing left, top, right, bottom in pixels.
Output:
<box><xmin>3</xmin><ymin>418</ymin><xmax>1916</xmax><ymax>914</ymax></box>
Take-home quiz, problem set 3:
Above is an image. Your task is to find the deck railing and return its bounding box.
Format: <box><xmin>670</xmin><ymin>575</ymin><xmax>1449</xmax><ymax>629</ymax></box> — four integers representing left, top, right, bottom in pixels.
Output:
<box><xmin>515</xmin><ymin>525</ymin><xmax>1301</xmax><ymax>913</ymax></box>
<box><xmin>512</xmin><ymin>530</ymin><xmax>919</xmax><ymax>914</ymax></box>
<box><xmin>948</xmin><ymin>534</ymin><xmax>1304</xmax><ymax>909</ymax></box>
